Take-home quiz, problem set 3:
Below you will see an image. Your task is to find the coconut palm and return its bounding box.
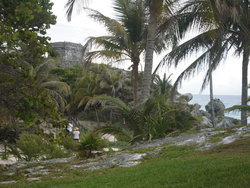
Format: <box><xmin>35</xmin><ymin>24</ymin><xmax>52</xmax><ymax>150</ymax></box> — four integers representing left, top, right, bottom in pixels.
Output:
<box><xmin>141</xmin><ymin>0</ymin><xmax>179</xmax><ymax>103</ymax></box>
<box><xmin>156</xmin><ymin>0</ymin><xmax>249</xmax><ymax>125</ymax></box>
<box><xmin>70</xmin><ymin>0</ymin><xmax>147</xmax><ymax>105</ymax></box>
<box><xmin>66</xmin><ymin>0</ymin><xmax>175</xmax><ymax>105</ymax></box>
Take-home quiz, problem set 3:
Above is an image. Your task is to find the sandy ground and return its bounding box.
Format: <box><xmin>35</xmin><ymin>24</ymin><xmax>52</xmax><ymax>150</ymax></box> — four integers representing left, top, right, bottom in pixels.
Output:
<box><xmin>0</xmin><ymin>145</ymin><xmax>17</xmax><ymax>165</ymax></box>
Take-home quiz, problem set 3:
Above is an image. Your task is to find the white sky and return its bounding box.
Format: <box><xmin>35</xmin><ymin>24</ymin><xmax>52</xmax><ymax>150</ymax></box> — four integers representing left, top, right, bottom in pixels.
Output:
<box><xmin>47</xmin><ymin>0</ymin><xmax>249</xmax><ymax>95</ymax></box>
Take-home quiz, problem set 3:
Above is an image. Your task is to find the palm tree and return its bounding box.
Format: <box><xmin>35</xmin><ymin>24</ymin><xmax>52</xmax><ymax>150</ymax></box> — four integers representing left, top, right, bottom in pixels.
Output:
<box><xmin>28</xmin><ymin>58</ymin><xmax>71</xmax><ymax>112</ymax></box>
<box><xmin>84</xmin><ymin>1</ymin><xmax>147</xmax><ymax>105</ymax></box>
<box><xmin>156</xmin><ymin>0</ymin><xmax>249</xmax><ymax>125</ymax></box>
<box><xmin>66</xmin><ymin>0</ymin><xmax>175</xmax><ymax>105</ymax></box>
<box><xmin>152</xmin><ymin>73</ymin><xmax>172</xmax><ymax>98</ymax></box>
<box><xmin>141</xmin><ymin>0</ymin><xmax>178</xmax><ymax>103</ymax></box>
<box><xmin>67</xmin><ymin>0</ymin><xmax>147</xmax><ymax>105</ymax></box>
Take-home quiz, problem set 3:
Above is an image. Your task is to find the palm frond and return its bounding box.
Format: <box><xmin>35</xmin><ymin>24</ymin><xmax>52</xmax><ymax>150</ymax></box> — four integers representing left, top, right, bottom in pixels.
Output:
<box><xmin>155</xmin><ymin>29</ymin><xmax>218</xmax><ymax>74</ymax></box>
<box><xmin>85</xmin><ymin>50</ymin><xmax>126</xmax><ymax>64</ymax></box>
<box><xmin>65</xmin><ymin>0</ymin><xmax>88</xmax><ymax>21</ymax></box>
<box><xmin>226</xmin><ymin>105</ymin><xmax>250</xmax><ymax>115</ymax></box>
<box><xmin>85</xmin><ymin>8</ymin><xmax>128</xmax><ymax>41</ymax></box>
<box><xmin>172</xmin><ymin>47</ymin><xmax>212</xmax><ymax>92</ymax></box>
<box><xmin>41</xmin><ymin>81</ymin><xmax>71</xmax><ymax>97</ymax></box>
<box><xmin>94</xmin><ymin>96</ymin><xmax>130</xmax><ymax>114</ymax></box>
<box><xmin>86</xmin><ymin>36</ymin><xmax>125</xmax><ymax>52</ymax></box>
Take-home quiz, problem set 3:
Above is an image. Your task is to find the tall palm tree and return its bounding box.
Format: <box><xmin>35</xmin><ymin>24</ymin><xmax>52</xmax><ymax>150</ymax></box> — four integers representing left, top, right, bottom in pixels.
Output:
<box><xmin>83</xmin><ymin>0</ymin><xmax>146</xmax><ymax>105</ymax></box>
<box><xmin>66</xmin><ymin>0</ymin><xmax>147</xmax><ymax>105</ymax></box>
<box><xmin>141</xmin><ymin>0</ymin><xmax>178</xmax><ymax>103</ymax></box>
<box><xmin>66</xmin><ymin>0</ymin><xmax>175</xmax><ymax>105</ymax></box>
<box><xmin>157</xmin><ymin>0</ymin><xmax>249</xmax><ymax>125</ymax></box>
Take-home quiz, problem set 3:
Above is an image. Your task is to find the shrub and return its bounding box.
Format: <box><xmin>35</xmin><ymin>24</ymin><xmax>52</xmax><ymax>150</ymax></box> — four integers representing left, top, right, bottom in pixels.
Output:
<box><xmin>16</xmin><ymin>134</ymin><xmax>45</xmax><ymax>161</ymax></box>
<box><xmin>61</xmin><ymin>135</ymin><xmax>79</xmax><ymax>151</ymax></box>
<box><xmin>43</xmin><ymin>142</ymin><xmax>71</xmax><ymax>160</ymax></box>
<box><xmin>11</xmin><ymin>133</ymin><xmax>72</xmax><ymax>161</ymax></box>
<box><xmin>78</xmin><ymin>131</ymin><xmax>107</xmax><ymax>158</ymax></box>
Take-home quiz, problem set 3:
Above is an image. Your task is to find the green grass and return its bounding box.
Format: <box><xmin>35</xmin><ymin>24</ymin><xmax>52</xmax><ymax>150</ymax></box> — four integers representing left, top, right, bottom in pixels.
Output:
<box><xmin>2</xmin><ymin>138</ymin><xmax>250</xmax><ymax>188</ymax></box>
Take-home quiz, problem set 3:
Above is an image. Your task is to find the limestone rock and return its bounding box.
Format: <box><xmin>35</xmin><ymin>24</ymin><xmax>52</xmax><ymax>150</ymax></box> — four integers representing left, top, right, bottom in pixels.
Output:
<box><xmin>215</xmin><ymin>117</ymin><xmax>239</xmax><ymax>128</ymax></box>
<box><xmin>191</xmin><ymin>103</ymin><xmax>201</xmax><ymax>116</ymax></box>
<box><xmin>199</xmin><ymin>116</ymin><xmax>213</xmax><ymax>128</ymax></box>
<box><xmin>182</xmin><ymin>93</ymin><xmax>193</xmax><ymax>102</ymax></box>
<box><xmin>176</xmin><ymin>93</ymin><xmax>193</xmax><ymax>104</ymax></box>
<box><xmin>205</xmin><ymin>98</ymin><xmax>225</xmax><ymax>117</ymax></box>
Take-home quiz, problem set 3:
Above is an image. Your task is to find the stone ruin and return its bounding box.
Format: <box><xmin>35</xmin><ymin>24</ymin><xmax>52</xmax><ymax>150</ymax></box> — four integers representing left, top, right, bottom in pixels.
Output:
<box><xmin>51</xmin><ymin>42</ymin><xmax>86</xmax><ymax>67</ymax></box>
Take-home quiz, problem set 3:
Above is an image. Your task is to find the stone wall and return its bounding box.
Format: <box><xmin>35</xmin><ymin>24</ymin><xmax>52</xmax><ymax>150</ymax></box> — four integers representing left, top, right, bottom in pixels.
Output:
<box><xmin>51</xmin><ymin>42</ymin><xmax>85</xmax><ymax>67</ymax></box>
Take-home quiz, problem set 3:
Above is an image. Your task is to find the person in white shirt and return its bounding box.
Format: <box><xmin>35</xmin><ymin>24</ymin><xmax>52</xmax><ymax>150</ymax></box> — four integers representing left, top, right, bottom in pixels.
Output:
<box><xmin>66</xmin><ymin>121</ymin><xmax>73</xmax><ymax>134</ymax></box>
<box><xmin>73</xmin><ymin>127</ymin><xmax>80</xmax><ymax>141</ymax></box>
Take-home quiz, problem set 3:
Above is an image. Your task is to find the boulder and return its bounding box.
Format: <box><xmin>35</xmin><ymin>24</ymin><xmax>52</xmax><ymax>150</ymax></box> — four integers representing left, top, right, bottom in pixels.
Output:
<box><xmin>205</xmin><ymin>98</ymin><xmax>225</xmax><ymax>117</ymax></box>
<box><xmin>191</xmin><ymin>103</ymin><xmax>202</xmax><ymax>116</ymax></box>
<box><xmin>182</xmin><ymin>93</ymin><xmax>193</xmax><ymax>102</ymax></box>
<box><xmin>175</xmin><ymin>93</ymin><xmax>193</xmax><ymax>104</ymax></box>
<box><xmin>199</xmin><ymin>116</ymin><xmax>213</xmax><ymax>128</ymax></box>
<box><xmin>200</xmin><ymin>110</ymin><xmax>211</xmax><ymax>119</ymax></box>
<box><xmin>215</xmin><ymin>117</ymin><xmax>240</xmax><ymax>128</ymax></box>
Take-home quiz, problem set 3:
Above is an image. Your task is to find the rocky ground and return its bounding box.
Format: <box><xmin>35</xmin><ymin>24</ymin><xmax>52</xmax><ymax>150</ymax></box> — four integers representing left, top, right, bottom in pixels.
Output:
<box><xmin>1</xmin><ymin>126</ymin><xmax>250</xmax><ymax>185</ymax></box>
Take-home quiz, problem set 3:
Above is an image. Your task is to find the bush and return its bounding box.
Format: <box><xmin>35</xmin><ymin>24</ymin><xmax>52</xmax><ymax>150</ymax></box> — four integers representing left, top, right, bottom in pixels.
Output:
<box><xmin>78</xmin><ymin>131</ymin><xmax>107</xmax><ymax>158</ymax></box>
<box><xmin>43</xmin><ymin>142</ymin><xmax>71</xmax><ymax>160</ymax></box>
<box><xmin>61</xmin><ymin>135</ymin><xmax>79</xmax><ymax>151</ymax></box>
<box><xmin>10</xmin><ymin>133</ymin><xmax>72</xmax><ymax>161</ymax></box>
<box><xmin>16</xmin><ymin>134</ymin><xmax>45</xmax><ymax>161</ymax></box>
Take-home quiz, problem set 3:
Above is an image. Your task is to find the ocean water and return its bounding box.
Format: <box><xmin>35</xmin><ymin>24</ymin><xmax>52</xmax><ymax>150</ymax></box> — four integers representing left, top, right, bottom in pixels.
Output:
<box><xmin>189</xmin><ymin>94</ymin><xmax>242</xmax><ymax>120</ymax></box>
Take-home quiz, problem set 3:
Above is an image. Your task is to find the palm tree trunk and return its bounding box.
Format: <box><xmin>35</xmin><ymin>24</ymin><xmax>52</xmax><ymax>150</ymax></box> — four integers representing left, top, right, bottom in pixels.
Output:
<box><xmin>241</xmin><ymin>47</ymin><xmax>249</xmax><ymax>126</ymax></box>
<box><xmin>209</xmin><ymin>61</ymin><xmax>215</xmax><ymax>127</ymax></box>
<box><xmin>132</xmin><ymin>63</ymin><xmax>139</xmax><ymax>105</ymax></box>
<box><xmin>141</xmin><ymin>4</ymin><xmax>157</xmax><ymax>104</ymax></box>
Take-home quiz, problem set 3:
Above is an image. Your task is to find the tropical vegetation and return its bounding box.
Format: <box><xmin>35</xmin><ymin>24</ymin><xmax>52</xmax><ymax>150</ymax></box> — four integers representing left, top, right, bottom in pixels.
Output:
<box><xmin>0</xmin><ymin>0</ymin><xmax>249</xmax><ymax>177</ymax></box>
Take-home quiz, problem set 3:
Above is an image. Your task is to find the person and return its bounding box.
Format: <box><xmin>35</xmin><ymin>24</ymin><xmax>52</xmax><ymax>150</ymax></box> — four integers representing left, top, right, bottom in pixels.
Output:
<box><xmin>73</xmin><ymin>127</ymin><xmax>80</xmax><ymax>141</ymax></box>
<box><xmin>66</xmin><ymin>121</ymin><xmax>73</xmax><ymax>134</ymax></box>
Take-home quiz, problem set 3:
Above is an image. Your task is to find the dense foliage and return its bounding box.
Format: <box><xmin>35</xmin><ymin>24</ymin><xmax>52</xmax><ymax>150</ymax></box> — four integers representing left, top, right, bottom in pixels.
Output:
<box><xmin>0</xmin><ymin>0</ymin><xmax>57</xmax><ymax>126</ymax></box>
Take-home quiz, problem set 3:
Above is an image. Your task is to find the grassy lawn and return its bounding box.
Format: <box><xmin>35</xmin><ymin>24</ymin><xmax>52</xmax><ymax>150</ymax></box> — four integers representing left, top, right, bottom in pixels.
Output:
<box><xmin>3</xmin><ymin>138</ymin><xmax>250</xmax><ymax>188</ymax></box>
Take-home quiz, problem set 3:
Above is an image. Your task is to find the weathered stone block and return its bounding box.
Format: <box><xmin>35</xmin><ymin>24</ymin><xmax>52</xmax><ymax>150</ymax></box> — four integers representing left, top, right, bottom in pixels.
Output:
<box><xmin>51</xmin><ymin>42</ymin><xmax>85</xmax><ymax>67</ymax></box>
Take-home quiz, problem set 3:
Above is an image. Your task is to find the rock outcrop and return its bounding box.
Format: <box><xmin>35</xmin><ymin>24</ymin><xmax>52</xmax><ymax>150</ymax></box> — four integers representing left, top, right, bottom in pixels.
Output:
<box><xmin>191</xmin><ymin>98</ymin><xmax>240</xmax><ymax>128</ymax></box>
<box><xmin>205</xmin><ymin>98</ymin><xmax>225</xmax><ymax>117</ymax></box>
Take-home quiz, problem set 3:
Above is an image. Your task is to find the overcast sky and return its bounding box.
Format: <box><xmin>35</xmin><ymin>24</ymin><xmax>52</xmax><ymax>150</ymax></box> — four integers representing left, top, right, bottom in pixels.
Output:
<box><xmin>47</xmin><ymin>0</ymin><xmax>249</xmax><ymax>96</ymax></box>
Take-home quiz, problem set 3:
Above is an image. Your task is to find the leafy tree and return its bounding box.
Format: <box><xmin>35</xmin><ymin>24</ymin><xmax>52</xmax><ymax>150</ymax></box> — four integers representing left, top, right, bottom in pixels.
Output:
<box><xmin>0</xmin><ymin>0</ymin><xmax>57</xmax><ymax>125</ymax></box>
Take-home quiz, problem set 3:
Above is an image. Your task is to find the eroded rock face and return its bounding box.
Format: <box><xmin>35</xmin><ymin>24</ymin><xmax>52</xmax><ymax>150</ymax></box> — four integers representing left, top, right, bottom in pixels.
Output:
<box><xmin>205</xmin><ymin>98</ymin><xmax>225</xmax><ymax>117</ymax></box>
<box><xmin>190</xmin><ymin>99</ymin><xmax>239</xmax><ymax>128</ymax></box>
<box><xmin>215</xmin><ymin>117</ymin><xmax>239</xmax><ymax>128</ymax></box>
<box><xmin>182</xmin><ymin>93</ymin><xmax>193</xmax><ymax>102</ymax></box>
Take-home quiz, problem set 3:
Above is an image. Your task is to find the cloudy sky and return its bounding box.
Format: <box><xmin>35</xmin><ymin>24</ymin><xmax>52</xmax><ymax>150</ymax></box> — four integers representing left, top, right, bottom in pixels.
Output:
<box><xmin>47</xmin><ymin>0</ymin><xmax>248</xmax><ymax>96</ymax></box>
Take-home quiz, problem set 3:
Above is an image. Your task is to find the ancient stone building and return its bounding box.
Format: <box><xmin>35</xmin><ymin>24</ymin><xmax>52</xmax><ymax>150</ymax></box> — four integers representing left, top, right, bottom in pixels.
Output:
<box><xmin>51</xmin><ymin>42</ymin><xmax>85</xmax><ymax>67</ymax></box>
